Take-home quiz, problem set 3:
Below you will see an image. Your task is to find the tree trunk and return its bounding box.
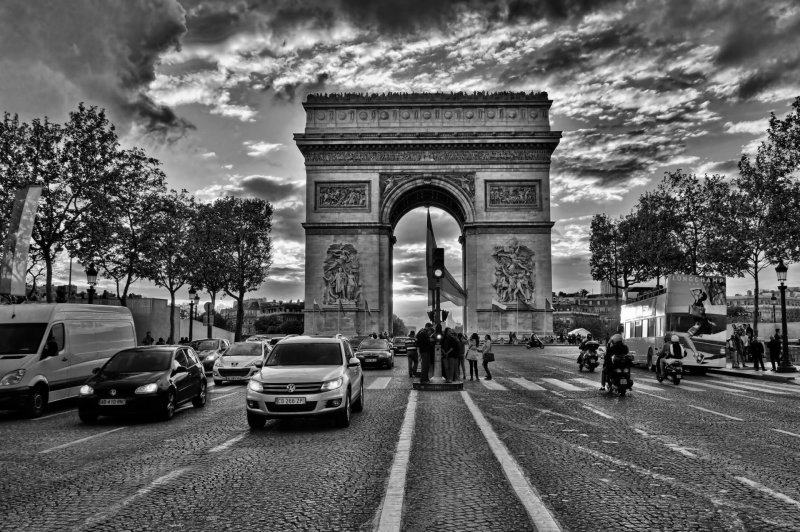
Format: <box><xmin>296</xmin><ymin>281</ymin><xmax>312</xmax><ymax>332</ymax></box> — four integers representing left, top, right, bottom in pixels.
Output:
<box><xmin>207</xmin><ymin>292</ymin><xmax>216</xmax><ymax>339</ymax></box>
<box><xmin>235</xmin><ymin>293</ymin><xmax>245</xmax><ymax>341</ymax></box>
<box><xmin>752</xmin><ymin>273</ymin><xmax>760</xmax><ymax>338</ymax></box>
<box><xmin>45</xmin><ymin>254</ymin><xmax>53</xmax><ymax>303</ymax></box>
<box><xmin>168</xmin><ymin>290</ymin><xmax>177</xmax><ymax>343</ymax></box>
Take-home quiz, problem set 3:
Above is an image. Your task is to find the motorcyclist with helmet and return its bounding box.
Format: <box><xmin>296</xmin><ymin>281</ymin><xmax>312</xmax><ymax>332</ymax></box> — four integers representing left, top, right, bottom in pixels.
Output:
<box><xmin>656</xmin><ymin>334</ymin><xmax>685</xmax><ymax>379</ymax></box>
<box><xmin>577</xmin><ymin>333</ymin><xmax>593</xmax><ymax>364</ymax></box>
<box><xmin>601</xmin><ymin>333</ymin><xmax>629</xmax><ymax>391</ymax></box>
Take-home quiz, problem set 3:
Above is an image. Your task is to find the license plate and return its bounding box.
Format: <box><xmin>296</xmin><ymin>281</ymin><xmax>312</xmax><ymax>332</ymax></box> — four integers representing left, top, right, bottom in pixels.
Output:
<box><xmin>99</xmin><ymin>398</ymin><xmax>126</xmax><ymax>406</ymax></box>
<box><xmin>366</xmin><ymin>358</ymin><xmax>377</xmax><ymax>362</ymax></box>
<box><xmin>225</xmin><ymin>376</ymin><xmax>246</xmax><ymax>381</ymax></box>
<box><xmin>275</xmin><ymin>397</ymin><xmax>306</xmax><ymax>405</ymax></box>
<box><xmin>619</xmin><ymin>379</ymin><xmax>627</xmax><ymax>385</ymax></box>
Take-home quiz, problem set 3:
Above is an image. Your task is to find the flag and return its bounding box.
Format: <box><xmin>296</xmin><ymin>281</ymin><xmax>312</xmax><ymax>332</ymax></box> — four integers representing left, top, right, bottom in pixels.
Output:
<box><xmin>0</xmin><ymin>185</ymin><xmax>42</xmax><ymax>296</ymax></box>
<box><xmin>364</xmin><ymin>300</ymin><xmax>371</xmax><ymax>316</ymax></box>
<box><xmin>426</xmin><ymin>209</ymin><xmax>466</xmax><ymax>306</ymax></box>
<box><xmin>313</xmin><ymin>299</ymin><xmax>323</xmax><ymax>312</ymax></box>
<box><xmin>492</xmin><ymin>298</ymin><xmax>508</xmax><ymax>311</ymax></box>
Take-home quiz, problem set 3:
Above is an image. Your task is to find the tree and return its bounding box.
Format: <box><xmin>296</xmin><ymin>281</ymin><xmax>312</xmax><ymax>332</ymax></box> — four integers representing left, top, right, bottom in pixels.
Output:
<box><xmin>628</xmin><ymin>190</ymin><xmax>684</xmax><ymax>285</ymax></box>
<box><xmin>280</xmin><ymin>320</ymin><xmax>303</xmax><ymax>335</ymax></box>
<box><xmin>589</xmin><ymin>213</ymin><xmax>650</xmax><ymax>300</ymax></box>
<box><xmin>254</xmin><ymin>315</ymin><xmax>281</xmax><ymax>334</ymax></box>
<box><xmin>392</xmin><ymin>314</ymin><xmax>407</xmax><ymax>337</ymax></box>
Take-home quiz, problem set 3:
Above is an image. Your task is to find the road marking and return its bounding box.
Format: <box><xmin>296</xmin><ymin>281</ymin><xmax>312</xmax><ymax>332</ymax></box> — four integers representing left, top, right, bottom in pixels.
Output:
<box><xmin>635</xmin><ymin>390</ymin><xmax>671</xmax><ymax>401</ymax></box>
<box><xmin>212</xmin><ymin>388</ymin><xmax>241</xmax><ymax>393</ymax></box>
<box><xmin>462</xmin><ymin>391</ymin><xmax>563</xmax><ymax>532</ymax></box>
<box><xmin>212</xmin><ymin>391</ymin><xmax>240</xmax><ymax>400</ymax></box>
<box><xmin>549</xmin><ymin>391</ymin><xmax>565</xmax><ymax>398</ymax></box>
<box><xmin>209</xmin><ymin>433</ymin><xmax>248</xmax><ymax>453</ymax></box>
<box><xmin>40</xmin><ymin>427</ymin><xmax>126</xmax><ymax>454</ymax></box>
<box><xmin>666</xmin><ymin>444</ymin><xmax>697</xmax><ymax>458</ymax></box>
<box><xmin>77</xmin><ymin>467</ymin><xmax>189</xmax><ymax>530</ymax></box>
<box><xmin>545</xmin><ymin>366</ymin><xmax>575</xmax><ymax>375</ymax></box>
<box><xmin>376</xmin><ymin>390</ymin><xmax>418</xmax><ymax>532</ymax></box>
<box><xmin>707</xmin><ymin>375</ymin><xmax>800</xmax><ymax>393</ymax></box>
<box><xmin>582</xmin><ymin>405</ymin><xmax>614</xmax><ymax>420</ymax></box>
<box><xmin>673</xmin><ymin>383</ymin><xmax>706</xmax><ymax>392</ymax></box>
<box><xmin>509</xmin><ymin>378</ymin><xmax>546</xmax><ymax>391</ymax></box>
<box><xmin>570</xmin><ymin>378</ymin><xmax>602</xmax><ymax>388</ymax></box>
<box><xmin>687</xmin><ymin>405</ymin><xmax>743</xmax><ymax>421</ymax></box>
<box><xmin>628</xmin><ymin>382</ymin><xmax>665</xmax><ymax>392</ymax></box>
<box><xmin>735</xmin><ymin>476</ymin><xmax>800</xmax><ymax>509</ymax></box>
<box><xmin>702</xmin><ymin>380</ymin><xmax>788</xmax><ymax>395</ymax></box>
<box><xmin>772</xmin><ymin>428</ymin><xmax>800</xmax><ymax>438</ymax></box>
<box><xmin>368</xmin><ymin>377</ymin><xmax>392</xmax><ymax>389</ymax></box>
<box><xmin>481</xmin><ymin>379</ymin><xmax>508</xmax><ymax>391</ymax></box>
<box><xmin>541</xmin><ymin>378</ymin><xmax>583</xmax><ymax>391</ymax></box>
<box><xmin>32</xmin><ymin>409</ymin><xmax>77</xmax><ymax>421</ymax></box>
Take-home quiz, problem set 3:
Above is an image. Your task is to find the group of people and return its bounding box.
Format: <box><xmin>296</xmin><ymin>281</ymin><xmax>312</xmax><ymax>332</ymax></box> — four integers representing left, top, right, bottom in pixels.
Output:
<box><xmin>141</xmin><ymin>331</ymin><xmax>194</xmax><ymax>346</ymax></box>
<box><xmin>727</xmin><ymin>326</ymin><xmax>784</xmax><ymax>371</ymax></box>
<box><xmin>408</xmin><ymin>323</ymin><xmax>495</xmax><ymax>383</ymax></box>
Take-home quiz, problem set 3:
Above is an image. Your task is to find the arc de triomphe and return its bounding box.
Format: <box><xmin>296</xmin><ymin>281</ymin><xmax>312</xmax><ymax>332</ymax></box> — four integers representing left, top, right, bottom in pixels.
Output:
<box><xmin>295</xmin><ymin>92</ymin><xmax>561</xmax><ymax>337</ymax></box>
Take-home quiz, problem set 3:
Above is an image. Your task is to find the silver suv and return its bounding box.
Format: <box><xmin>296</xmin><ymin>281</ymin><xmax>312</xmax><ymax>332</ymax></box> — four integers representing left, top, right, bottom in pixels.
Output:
<box><xmin>245</xmin><ymin>336</ymin><xmax>364</xmax><ymax>429</ymax></box>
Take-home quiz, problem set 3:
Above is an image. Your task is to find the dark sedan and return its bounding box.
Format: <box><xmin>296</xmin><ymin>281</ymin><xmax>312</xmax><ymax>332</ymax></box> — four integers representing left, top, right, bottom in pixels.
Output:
<box><xmin>355</xmin><ymin>338</ymin><xmax>394</xmax><ymax>369</ymax></box>
<box><xmin>78</xmin><ymin>346</ymin><xmax>207</xmax><ymax>423</ymax></box>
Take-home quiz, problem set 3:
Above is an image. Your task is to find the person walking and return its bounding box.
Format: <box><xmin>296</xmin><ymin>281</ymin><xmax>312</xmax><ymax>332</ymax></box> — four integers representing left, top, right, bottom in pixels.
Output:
<box><xmin>142</xmin><ymin>331</ymin><xmax>155</xmax><ymax>346</ymax></box>
<box><xmin>457</xmin><ymin>332</ymin><xmax>468</xmax><ymax>380</ymax></box>
<box><xmin>767</xmin><ymin>330</ymin><xmax>782</xmax><ymax>371</ymax></box>
<box><xmin>741</xmin><ymin>331</ymin><xmax>751</xmax><ymax>365</ymax></box>
<box><xmin>727</xmin><ymin>334</ymin><xmax>740</xmax><ymax>368</ymax></box>
<box><xmin>751</xmin><ymin>336</ymin><xmax>766</xmax><ymax>371</ymax></box>
<box><xmin>407</xmin><ymin>331</ymin><xmax>418</xmax><ymax>378</ymax></box>
<box><xmin>466</xmin><ymin>333</ymin><xmax>481</xmax><ymax>380</ymax></box>
<box><xmin>480</xmin><ymin>334</ymin><xmax>494</xmax><ymax>380</ymax></box>
<box><xmin>416</xmin><ymin>323</ymin><xmax>435</xmax><ymax>383</ymax></box>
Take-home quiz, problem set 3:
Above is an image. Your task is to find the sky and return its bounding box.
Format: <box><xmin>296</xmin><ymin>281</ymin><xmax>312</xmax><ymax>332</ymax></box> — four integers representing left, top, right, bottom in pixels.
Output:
<box><xmin>1</xmin><ymin>0</ymin><xmax>799</xmax><ymax>330</ymax></box>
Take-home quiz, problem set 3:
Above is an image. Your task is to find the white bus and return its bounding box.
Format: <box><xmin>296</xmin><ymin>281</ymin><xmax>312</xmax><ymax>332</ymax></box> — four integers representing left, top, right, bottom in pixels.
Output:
<box><xmin>620</xmin><ymin>274</ymin><xmax>727</xmax><ymax>373</ymax></box>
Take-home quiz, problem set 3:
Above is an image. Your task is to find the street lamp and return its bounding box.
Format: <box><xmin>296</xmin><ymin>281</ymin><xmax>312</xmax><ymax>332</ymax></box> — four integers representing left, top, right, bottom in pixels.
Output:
<box><xmin>85</xmin><ymin>264</ymin><xmax>98</xmax><ymax>304</ymax></box>
<box><xmin>188</xmin><ymin>287</ymin><xmax>197</xmax><ymax>341</ymax></box>
<box><xmin>775</xmin><ymin>259</ymin><xmax>797</xmax><ymax>373</ymax></box>
<box><xmin>771</xmin><ymin>292</ymin><xmax>777</xmax><ymax>324</ymax></box>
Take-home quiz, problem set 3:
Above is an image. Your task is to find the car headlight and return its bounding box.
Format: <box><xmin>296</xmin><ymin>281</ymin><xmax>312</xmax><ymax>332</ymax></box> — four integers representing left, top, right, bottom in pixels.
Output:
<box><xmin>134</xmin><ymin>383</ymin><xmax>158</xmax><ymax>394</ymax></box>
<box><xmin>214</xmin><ymin>357</ymin><xmax>223</xmax><ymax>367</ymax></box>
<box><xmin>79</xmin><ymin>384</ymin><xmax>94</xmax><ymax>396</ymax></box>
<box><xmin>0</xmin><ymin>369</ymin><xmax>25</xmax><ymax>386</ymax></box>
<box><xmin>379</xmin><ymin>353</ymin><xmax>389</xmax><ymax>358</ymax></box>
<box><xmin>248</xmin><ymin>379</ymin><xmax>264</xmax><ymax>393</ymax></box>
<box><xmin>321</xmin><ymin>377</ymin><xmax>343</xmax><ymax>391</ymax></box>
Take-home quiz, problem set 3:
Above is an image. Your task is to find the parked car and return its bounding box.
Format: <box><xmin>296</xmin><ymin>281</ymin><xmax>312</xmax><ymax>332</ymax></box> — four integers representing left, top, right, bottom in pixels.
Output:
<box><xmin>78</xmin><ymin>345</ymin><xmax>207</xmax><ymax>423</ymax></box>
<box><xmin>213</xmin><ymin>341</ymin><xmax>270</xmax><ymax>385</ymax></box>
<box><xmin>0</xmin><ymin>304</ymin><xmax>136</xmax><ymax>417</ymax></box>
<box><xmin>393</xmin><ymin>340</ymin><xmax>407</xmax><ymax>355</ymax></box>
<box><xmin>189</xmin><ymin>338</ymin><xmax>231</xmax><ymax>373</ymax></box>
<box><xmin>245</xmin><ymin>335</ymin><xmax>271</xmax><ymax>343</ymax></box>
<box><xmin>245</xmin><ymin>336</ymin><xmax>364</xmax><ymax>429</ymax></box>
<box><xmin>355</xmin><ymin>338</ymin><xmax>394</xmax><ymax>369</ymax></box>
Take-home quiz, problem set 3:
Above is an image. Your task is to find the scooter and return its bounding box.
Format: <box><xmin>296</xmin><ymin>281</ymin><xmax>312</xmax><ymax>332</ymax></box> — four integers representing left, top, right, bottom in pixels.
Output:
<box><xmin>526</xmin><ymin>336</ymin><xmax>544</xmax><ymax>349</ymax></box>
<box><xmin>607</xmin><ymin>353</ymin><xmax>634</xmax><ymax>396</ymax></box>
<box><xmin>578</xmin><ymin>340</ymin><xmax>600</xmax><ymax>372</ymax></box>
<box><xmin>657</xmin><ymin>357</ymin><xmax>683</xmax><ymax>385</ymax></box>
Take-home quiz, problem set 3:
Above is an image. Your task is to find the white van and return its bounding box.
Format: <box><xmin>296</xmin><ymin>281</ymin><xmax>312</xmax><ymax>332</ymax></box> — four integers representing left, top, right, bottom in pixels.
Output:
<box><xmin>0</xmin><ymin>304</ymin><xmax>136</xmax><ymax>417</ymax></box>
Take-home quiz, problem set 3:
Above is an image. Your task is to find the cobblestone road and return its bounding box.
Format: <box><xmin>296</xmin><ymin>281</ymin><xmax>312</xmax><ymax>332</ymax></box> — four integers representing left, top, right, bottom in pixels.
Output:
<box><xmin>1</xmin><ymin>345</ymin><xmax>798</xmax><ymax>531</ymax></box>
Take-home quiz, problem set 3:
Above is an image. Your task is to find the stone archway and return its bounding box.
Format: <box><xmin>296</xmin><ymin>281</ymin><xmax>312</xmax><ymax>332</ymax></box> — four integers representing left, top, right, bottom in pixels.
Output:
<box><xmin>296</xmin><ymin>92</ymin><xmax>561</xmax><ymax>337</ymax></box>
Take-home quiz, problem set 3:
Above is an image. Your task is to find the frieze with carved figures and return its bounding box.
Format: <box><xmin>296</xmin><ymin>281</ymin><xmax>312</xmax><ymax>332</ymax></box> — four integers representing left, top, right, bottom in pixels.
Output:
<box><xmin>380</xmin><ymin>173</ymin><xmax>475</xmax><ymax>199</ymax></box>
<box><xmin>322</xmin><ymin>243</ymin><xmax>361</xmax><ymax>305</ymax></box>
<box><xmin>491</xmin><ymin>239</ymin><xmax>535</xmax><ymax>305</ymax></box>
<box><xmin>303</xmin><ymin>148</ymin><xmax>551</xmax><ymax>164</ymax></box>
<box><xmin>315</xmin><ymin>182</ymin><xmax>370</xmax><ymax>211</ymax></box>
<box><xmin>486</xmin><ymin>181</ymin><xmax>541</xmax><ymax>210</ymax></box>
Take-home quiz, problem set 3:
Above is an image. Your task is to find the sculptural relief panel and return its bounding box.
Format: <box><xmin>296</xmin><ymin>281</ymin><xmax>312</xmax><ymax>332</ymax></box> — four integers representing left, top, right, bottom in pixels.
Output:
<box><xmin>315</xmin><ymin>181</ymin><xmax>370</xmax><ymax>211</ymax></box>
<box><xmin>322</xmin><ymin>243</ymin><xmax>361</xmax><ymax>305</ymax></box>
<box><xmin>486</xmin><ymin>180</ymin><xmax>542</xmax><ymax>210</ymax></box>
<box><xmin>304</xmin><ymin>149</ymin><xmax>551</xmax><ymax>164</ymax></box>
<box><xmin>491</xmin><ymin>239</ymin><xmax>536</xmax><ymax>305</ymax></box>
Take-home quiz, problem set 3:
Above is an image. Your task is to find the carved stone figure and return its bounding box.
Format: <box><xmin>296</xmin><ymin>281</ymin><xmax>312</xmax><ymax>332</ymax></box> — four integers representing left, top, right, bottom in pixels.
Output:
<box><xmin>491</xmin><ymin>239</ymin><xmax>535</xmax><ymax>305</ymax></box>
<box><xmin>322</xmin><ymin>243</ymin><xmax>361</xmax><ymax>304</ymax></box>
<box><xmin>487</xmin><ymin>182</ymin><xmax>540</xmax><ymax>208</ymax></box>
<box><xmin>317</xmin><ymin>183</ymin><xmax>368</xmax><ymax>209</ymax></box>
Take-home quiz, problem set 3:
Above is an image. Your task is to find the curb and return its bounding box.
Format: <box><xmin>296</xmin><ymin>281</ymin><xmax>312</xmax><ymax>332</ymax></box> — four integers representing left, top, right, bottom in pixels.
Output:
<box><xmin>705</xmin><ymin>368</ymin><xmax>797</xmax><ymax>384</ymax></box>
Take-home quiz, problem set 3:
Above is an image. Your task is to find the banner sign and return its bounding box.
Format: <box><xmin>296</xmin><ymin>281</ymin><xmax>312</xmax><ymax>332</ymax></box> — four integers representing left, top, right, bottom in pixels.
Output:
<box><xmin>0</xmin><ymin>185</ymin><xmax>42</xmax><ymax>296</ymax></box>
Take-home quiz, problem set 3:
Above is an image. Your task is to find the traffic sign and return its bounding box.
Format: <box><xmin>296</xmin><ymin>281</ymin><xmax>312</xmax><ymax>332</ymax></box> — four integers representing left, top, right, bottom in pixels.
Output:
<box><xmin>204</xmin><ymin>302</ymin><xmax>212</xmax><ymax>312</ymax></box>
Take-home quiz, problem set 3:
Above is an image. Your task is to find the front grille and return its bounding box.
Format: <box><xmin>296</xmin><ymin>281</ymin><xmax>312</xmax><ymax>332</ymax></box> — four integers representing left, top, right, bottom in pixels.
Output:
<box><xmin>98</xmin><ymin>385</ymin><xmax>137</xmax><ymax>398</ymax></box>
<box><xmin>262</xmin><ymin>382</ymin><xmax>323</xmax><ymax>394</ymax></box>
<box><xmin>219</xmin><ymin>368</ymin><xmax>250</xmax><ymax>377</ymax></box>
<box><xmin>267</xmin><ymin>401</ymin><xmax>318</xmax><ymax>412</ymax></box>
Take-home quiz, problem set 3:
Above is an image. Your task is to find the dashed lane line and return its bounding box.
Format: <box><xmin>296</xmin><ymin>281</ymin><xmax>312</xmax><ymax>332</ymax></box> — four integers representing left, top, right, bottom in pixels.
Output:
<box><xmin>509</xmin><ymin>378</ymin><xmax>547</xmax><ymax>391</ymax></box>
<box><xmin>211</xmin><ymin>391</ymin><xmax>240</xmax><ymax>400</ymax></box>
<box><xmin>376</xmin><ymin>390</ymin><xmax>417</xmax><ymax>532</ymax></box>
<box><xmin>735</xmin><ymin>476</ymin><xmax>800</xmax><ymax>509</ymax></box>
<box><xmin>666</xmin><ymin>444</ymin><xmax>697</xmax><ymax>458</ymax></box>
<box><xmin>209</xmin><ymin>433</ymin><xmax>248</xmax><ymax>453</ymax></box>
<box><xmin>545</xmin><ymin>366</ymin><xmax>575</xmax><ymax>375</ymax></box>
<box><xmin>635</xmin><ymin>390</ymin><xmax>671</xmax><ymax>401</ymax></box>
<box><xmin>32</xmin><ymin>409</ymin><xmax>77</xmax><ymax>421</ymax></box>
<box><xmin>40</xmin><ymin>427</ymin><xmax>126</xmax><ymax>454</ymax></box>
<box><xmin>582</xmin><ymin>405</ymin><xmax>614</xmax><ymax>420</ymax></box>
<box><xmin>480</xmin><ymin>379</ymin><xmax>508</xmax><ymax>391</ymax></box>
<box><xmin>687</xmin><ymin>405</ymin><xmax>744</xmax><ymax>421</ymax></box>
<box><xmin>368</xmin><ymin>377</ymin><xmax>392</xmax><ymax>390</ymax></box>
<box><xmin>212</xmin><ymin>387</ymin><xmax>242</xmax><ymax>393</ymax></box>
<box><xmin>461</xmin><ymin>391</ymin><xmax>563</xmax><ymax>532</ymax></box>
<box><xmin>772</xmin><ymin>428</ymin><xmax>800</xmax><ymax>438</ymax></box>
<box><xmin>570</xmin><ymin>377</ymin><xmax>602</xmax><ymax>388</ymax></box>
<box><xmin>684</xmin><ymin>382</ymin><xmax>776</xmax><ymax>402</ymax></box>
<box><xmin>700</xmin><ymin>379</ymin><xmax>789</xmax><ymax>395</ymax></box>
<box><xmin>627</xmin><ymin>381</ymin><xmax>666</xmax><ymax>393</ymax></box>
<box><xmin>540</xmin><ymin>378</ymin><xmax>583</xmax><ymax>392</ymax></box>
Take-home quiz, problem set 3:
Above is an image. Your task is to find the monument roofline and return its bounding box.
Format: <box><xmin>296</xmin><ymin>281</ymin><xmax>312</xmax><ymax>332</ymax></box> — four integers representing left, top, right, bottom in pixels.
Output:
<box><xmin>304</xmin><ymin>91</ymin><xmax>551</xmax><ymax>107</ymax></box>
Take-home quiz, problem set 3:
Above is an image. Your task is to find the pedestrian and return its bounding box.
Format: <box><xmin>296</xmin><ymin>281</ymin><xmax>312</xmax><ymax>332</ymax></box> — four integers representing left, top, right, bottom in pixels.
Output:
<box><xmin>741</xmin><ymin>331</ymin><xmax>751</xmax><ymax>365</ymax></box>
<box><xmin>457</xmin><ymin>332</ymin><xmax>468</xmax><ymax>380</ymax></box>
<box><xmin>751</xmin><ymin>336</ymin><xmax>766</xmax><ymax>371</ymax></box>
<box><xmin>416</xmin><ymin>323</ymin><xmax>435</xmax><ymax>383</ymax></box>
<box><xmin>466</xmin><ymin>333</ymin><xmax>481</xmax><ymax>380</ymax></box>
<box><xmin>727</xmin><ymin>334</ymin><xmax>740</xmax><ymax>368</ymax></box>
<box><xmin>441</xmin><ymin>327</ymin><xmax>455</xmax><ymax>382</ymax></box>
<box><xmin>407</xmin><ymin>331</ymin><xmax>418</xmax><ymax>378</ymax></box>
<box><xmin>767</xmin><ymin>330</ymin><xmax>782</xmax><ymax>371</ymax></box>
<box><xmin>142</xmin><ymin>331</ymin><xmax>155</xmax><ymax>346</ymax></box>
<box><xmin>155</xmin><ymin>337</ymin><xmax>165</xmax><ymax>345</ymax></box>
<box><xmin>734</xmin><ymin>330</ymin><xmax>746</xmax><ymax>368</ymax></box>
<box><xmin>480</xmin><ymin>334</ymin><xmax>494</xmax><ymax>380</ymax></box>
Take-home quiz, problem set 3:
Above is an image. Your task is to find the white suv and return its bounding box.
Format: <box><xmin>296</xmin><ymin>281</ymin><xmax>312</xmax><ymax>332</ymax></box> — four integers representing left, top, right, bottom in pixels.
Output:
<box><xmin>245</xmin><ymin>336</ymin><xmax>364</xmax><ymax>429</ymax></box>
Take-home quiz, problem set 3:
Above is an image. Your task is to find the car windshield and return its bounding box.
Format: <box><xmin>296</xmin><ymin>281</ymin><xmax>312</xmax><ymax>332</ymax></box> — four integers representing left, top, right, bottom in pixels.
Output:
<box><xmin>0</xmin><ymin>323</ymin><xmax>47</xmax><ymax>355</ymax></box>
<box><xmin>359</xmin><ymin>339</ymin><xmax>389</xmax><ymax>350</ymax></box>
<box><xmin>224</xmin><ymin>343</ymin><xmax>262</xmax><ymax>357</ymax></box>
<box><xmin>191</xmin><ymin>340</ymin><xmax>219</xmax><ymax>351</ymax></box>
<box><xmin>266</xmin><ymin>343</ymin><xmax>342</xmax><ymax>366</ymax></box>
<box><xmin>104</xmin><ymin>349</ymin><xmax>172</xmax><ymax>372</ymax></box>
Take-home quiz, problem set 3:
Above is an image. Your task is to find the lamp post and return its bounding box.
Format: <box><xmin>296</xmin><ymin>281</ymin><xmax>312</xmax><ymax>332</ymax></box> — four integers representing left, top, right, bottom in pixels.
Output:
<box><xmin>188</xmin><ymin>287</ymin><xmax>197</xmax><ymax>341</ymax></box>
<box><xmin>85</xmin><ymin>264</ymin><xmax>98</xmax><ymax>304</ymax></box>
<box><xmin>775</xmin><ymin>259</ymin><xmax>797</xmax><ymax>373</ymax></box>
<box><xmin>771</xmin><ymin>292</ymin><xmax>777</xmax><ymax>324</ymax></box>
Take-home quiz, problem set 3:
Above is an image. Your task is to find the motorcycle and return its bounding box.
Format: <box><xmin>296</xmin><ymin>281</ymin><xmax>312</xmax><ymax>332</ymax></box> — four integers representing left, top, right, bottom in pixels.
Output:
<box><xmin>607</xmin><ymin>353</ymin><xmax>634</xmax><ymax>396</ymax></box>
<box><xmin>657</xmin><ymin>357</ymin><xmax>683</xmax><ymax>385</ymax></box>
<box><xmin>526</xmin><ymin>336</ymin><xmax>544</xmax><ymax>349</ymax></box>
<box><xmin>578</xmin><ymin>340</ymin><xmax>600</xmax><ymax>372</ymax></box>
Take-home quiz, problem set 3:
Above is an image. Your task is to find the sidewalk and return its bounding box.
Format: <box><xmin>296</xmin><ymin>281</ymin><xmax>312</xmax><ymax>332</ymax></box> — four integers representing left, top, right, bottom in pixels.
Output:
<box><xmin>705</xmin><ymin>361</ymin><xmax>798</xmax><ymax>384</ymax></box>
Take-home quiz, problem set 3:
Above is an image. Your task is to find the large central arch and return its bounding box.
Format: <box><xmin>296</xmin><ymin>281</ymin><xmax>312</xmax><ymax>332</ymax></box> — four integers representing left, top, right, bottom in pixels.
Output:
<box><xmin>296</xmin><ymin>92</ymin><xmax>561</xmax><ymax>337</ymax></box>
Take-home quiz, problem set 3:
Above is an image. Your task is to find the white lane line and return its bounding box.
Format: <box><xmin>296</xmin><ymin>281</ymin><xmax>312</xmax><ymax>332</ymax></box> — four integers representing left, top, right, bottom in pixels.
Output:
<box><xmin>209</xmin><ymin>433</ymin><xmax>248</xmax><ymax>453</ymax></box>
<box><xmin>685</xmin><ymin>382</ymin><xmax>776</xmax><ymax>402</ymax></box>
<box><xmin>509</xmin><ymin>378</ymin><xmax>546</xmax><ymax>391</ymax></box>
<box><xmin>674</xmin><ymin>383</ymin><xmax>707</xmax><ymax>392</ymax></box>
<box><xmin>687</xmin><ymin>405</ymin><xmax>743</xmax><ymax>421</ymax></box>
<box><xmin>707</xmin><ymin>375</ymin><xmax>800</xmax><ymax>393</ymax></box>
<box><xmin>212</xmin><ymin>388</ymin><xmax>242</xmax><ymax>393</ymax></box>
<box><xmin>77</xmin><ymin>467</ymin><xmax>189</xmax><ymax>530</ymax></box>
<box><xmin>541</xmin><ymin>378</ymin><xmax>583</xmax><ymax>392</ymax></box>
<box><xmin>570</xmin><ymin>378</ymin><xmax>602</xmax><ymax>388</ymax></box>
<box><xmin>635</xmin><ymin>390</ymin><xmax>671</xmax><ymax>401</ymax></box>
<box><xmin>368</xmin><ymin>377</ymin><xmax>392</xmax><ymax>390</ymax></box>
<box><xmin>628</xmin><ymin>382</ymin><xmax>665</xmax><ymax>393</ymax></box>
<box><xmin>32</xmin><ymin>409</ymin><xmax>77</xmax><ymax>421</ymax></box>
<box><xmin>666</xmin><ymin>444</ymin><xmax>697</xmax><ymax>458</ymax></box>
<box><xmin>40</xmin><ymin>427</ymin><xmax>126</xmax><ymax>454</ymax></box>
<box><xmin>212</xmin><ymin>392</ymin><xmax>240</xmax><ymax>400</ymax></box>
<box><xmin>461</xmin><ymin>391</ymin><xmax>563</xmax><ymax>532</ymax></box>
<box><xmin>582</xmin><ymin>405</ymin><xmax>614</xmax><ymax>420</ymax></box>
<box><xmin>701</xmin><ymin>380</ymin><xmax>788</xmax><ymax>395</ymax></box>
<box><xmin>376</xmin><ymin>390</ymin><xmax>418</xmax><ymax>532</ymax></box>
<box><xmin>735</xmin><ymin>476</ymin><xmax>800</xmax><ymax>509</ymax></box>
<box><xmin>481</xmin><ymin>379</ymin><xmax>508</xmax><ymax>391</ymax></box>
<box><xmin>545</xmin><ymin>366</ymin><xmax>575</xmax><ymax>375</ymax></box>
<box><xmin>772</xmin><ymin>428</ymin><xmax>800</xmax><ymax>438</ymax></box>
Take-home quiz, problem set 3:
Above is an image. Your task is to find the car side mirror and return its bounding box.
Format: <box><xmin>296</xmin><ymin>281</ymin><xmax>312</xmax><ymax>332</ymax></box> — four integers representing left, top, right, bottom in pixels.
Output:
<box><xmin>255</xmin><ymin>360</ymin><xmax>263</xmax><ymax>368</ymax></box>
<box><xmin>43</xmin><ymin>343</ymin><xmax>58</xmax><ymax>358</ymax></box>
<box><xmin>348</xmin><ymin>357</ymin><xmax>361</xmax><ymax>367</ymax></box>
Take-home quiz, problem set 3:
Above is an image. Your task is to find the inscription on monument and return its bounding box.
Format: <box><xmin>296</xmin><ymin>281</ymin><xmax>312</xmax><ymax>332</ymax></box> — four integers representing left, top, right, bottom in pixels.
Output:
<box><xmin>316</xmin><ymin>182</ymin><xmax>370</xmax><ymax>211</ymax></box>
<box><xmin>491</xmin><ymin>239</ymin><xmax>535</xmax><ymax>305</ymax></box>
<box><xmin>322</xmin><ymin>243</ymin><xmax>361</xmax><ymax>305</ymax></box>
<box><xmin>304</xmin><ymin>148</ymin><xmax>551</xmax><ymax>164</ymax></box>
<box><xmin>486</xmin><ymin>180</ymin><xmax>541</xmax><ymax>210</ymax></box>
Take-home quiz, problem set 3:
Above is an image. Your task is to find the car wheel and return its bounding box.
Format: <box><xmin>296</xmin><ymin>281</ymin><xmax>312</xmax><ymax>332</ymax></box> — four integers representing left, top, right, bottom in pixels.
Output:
<box><xmin>192</xmin><ymin>381</ymin><xmax>207</xmax><ymax>408</ymax></box>
<box><xmin>247</xmin><ymin>410</ymin><xmax>267</xmax><ymax>429</ymax></box>
<box><xmin>23</xmin><ymin>384</ymin><xmax>48</xmax><ymax>418</ymax></box>
<box><xmin>79</xmin><ymin>408</ymin><xmax>98</xmax><ymax>424</ymax></box>
<box><xmin>334</xmin><ymin>390</ymin><xmax>351</xmax><ymax>428</ymax></box>
<box><xmin>352</xmin><ymin>381</ymin><xmax>364</xmax><ymax>413</ymax></box>
<box><xmin>161</xmin><ymin>390</ymin><xmax>176</xmax><ymax>421</ymax></box>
